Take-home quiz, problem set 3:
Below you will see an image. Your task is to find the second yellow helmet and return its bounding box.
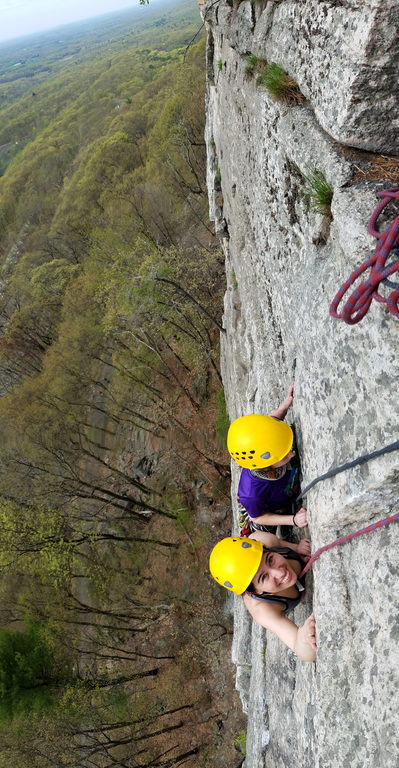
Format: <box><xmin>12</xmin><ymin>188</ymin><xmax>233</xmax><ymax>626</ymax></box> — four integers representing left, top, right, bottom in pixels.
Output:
<box><xmin>227</xmin><ymin>414</ymin><xmax>293</xmax><ymax>469</ymax></box>
<box><xmin>209</xmin><ymin>537</ymin><xmax>263</xmax><ymax>594</ymax></box>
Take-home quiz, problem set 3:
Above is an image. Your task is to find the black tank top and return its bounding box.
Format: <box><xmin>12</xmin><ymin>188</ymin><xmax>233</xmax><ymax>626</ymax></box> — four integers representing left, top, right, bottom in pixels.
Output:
<box><xmin>247</xmin><ymin>546</ymin><xmax>305</xmax><ymax>614</ymax></box>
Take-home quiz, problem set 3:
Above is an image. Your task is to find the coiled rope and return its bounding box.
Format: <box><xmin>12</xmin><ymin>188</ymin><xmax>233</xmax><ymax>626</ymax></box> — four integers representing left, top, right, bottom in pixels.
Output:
<box><xmin>299</xmin><ymin>510</ymin><xmax>399</xmax><ymax>578</ymax></box>
<box><xmin>330</xmin><ymin>187</ymin><xmax>399</xmax><ymax>324</ymax></box>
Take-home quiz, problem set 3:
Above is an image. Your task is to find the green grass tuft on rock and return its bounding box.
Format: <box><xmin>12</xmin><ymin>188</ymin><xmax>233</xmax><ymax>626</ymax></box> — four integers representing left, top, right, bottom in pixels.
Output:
<box><xmin>257</xmin><ymin>62</ymin><xmax>304</xmax><ymax>103</ymax></box>
<box><xmin>301</xmin><ymin>168</ymin><xmax>333</xmax><ymax>215</ymax></box>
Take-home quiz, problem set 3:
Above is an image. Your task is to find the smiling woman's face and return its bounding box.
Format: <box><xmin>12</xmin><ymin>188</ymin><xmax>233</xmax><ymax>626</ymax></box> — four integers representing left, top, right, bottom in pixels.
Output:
<box><xmin>252</xmin><ymin>550</ymin><xmax>297</xmax><ymax>594</ymax></box>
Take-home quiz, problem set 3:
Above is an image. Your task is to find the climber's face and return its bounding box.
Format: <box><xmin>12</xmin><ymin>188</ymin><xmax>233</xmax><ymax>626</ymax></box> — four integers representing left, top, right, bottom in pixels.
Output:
<box><xmin>252</xmin><ymin>550</ymin><xmax>297</xmax><ymax>594</ymax></box>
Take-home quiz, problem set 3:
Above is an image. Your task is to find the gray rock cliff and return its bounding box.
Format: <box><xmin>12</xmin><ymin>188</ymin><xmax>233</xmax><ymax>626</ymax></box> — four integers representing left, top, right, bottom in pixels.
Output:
<box><xmin>202</xmin><ymin>1</ymin><xmax>399</xmax><ymax>766</ymax></box>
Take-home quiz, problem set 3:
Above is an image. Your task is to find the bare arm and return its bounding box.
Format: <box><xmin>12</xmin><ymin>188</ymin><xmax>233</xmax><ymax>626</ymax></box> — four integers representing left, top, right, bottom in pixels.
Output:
<box><xmin>248</xmin><ymin>529</ymin><xmax>310</xmax><ymax>559</ymax></box>
<box><xmin>245</xmin><ymin>530</ymin><xmax>316</xmax><ymax>661</ymax></box>
<box><xmin>250</xmin><ymin>506</ymin><xmax>308</xmax><ymax>529</ymax></box>
<box><xmin>269</xmin><ymin>381</ymin><xmax>294</xmax><ymax>421</ymax></box>
<box><xmin>243</xmin><ymin>595</ymin><xmax>317</xmax><ymax>662</ymax></box>
<box><xmin>251</xmin><ymin>509</ymin><xmax>295</xmax><ymax>526</ymax></box>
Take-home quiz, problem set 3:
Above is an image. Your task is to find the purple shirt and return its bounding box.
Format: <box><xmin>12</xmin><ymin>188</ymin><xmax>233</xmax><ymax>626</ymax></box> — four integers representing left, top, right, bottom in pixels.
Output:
<box><xmin>237</xmin><ymin>466</ymin><xmax>298</xmax><ymax>519</ymax></box>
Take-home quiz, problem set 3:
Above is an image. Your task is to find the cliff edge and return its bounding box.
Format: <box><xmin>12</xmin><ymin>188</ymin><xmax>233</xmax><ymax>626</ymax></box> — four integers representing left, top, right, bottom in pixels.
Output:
<box><xmin>202</xmin><ymin>1</ymin><xmax>399</xmax><ymax>766</ymax></box>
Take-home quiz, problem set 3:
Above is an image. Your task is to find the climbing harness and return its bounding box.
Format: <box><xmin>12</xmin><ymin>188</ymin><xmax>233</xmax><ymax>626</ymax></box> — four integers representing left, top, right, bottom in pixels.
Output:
<box><xmin>330</xmin><ymin>187</ymin><xmax>399</xmax><ymax>324</ymax></box>
<box><xmin>299</xmin><ymin>510</ymin><xmax>399</xmax><ymax>578</ymax></box>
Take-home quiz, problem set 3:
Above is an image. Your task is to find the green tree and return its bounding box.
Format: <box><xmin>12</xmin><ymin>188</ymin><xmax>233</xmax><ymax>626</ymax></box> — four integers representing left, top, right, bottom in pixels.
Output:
<box><xmin>0</xmin><ymin>620</ymin><xmax>63</xmax><ymax>723</ymax></box>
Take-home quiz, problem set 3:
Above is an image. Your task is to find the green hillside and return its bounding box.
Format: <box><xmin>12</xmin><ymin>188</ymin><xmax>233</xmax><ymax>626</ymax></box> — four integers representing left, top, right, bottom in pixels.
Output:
<box><xmin>0</xmin><ymin>4</ymin><xmax>243</xmax><ymax>766</ymax></box>
<box><xmin>0</xmin><ymin>0</ymin><xmax>201</xmax><ymax>105</ymax></box>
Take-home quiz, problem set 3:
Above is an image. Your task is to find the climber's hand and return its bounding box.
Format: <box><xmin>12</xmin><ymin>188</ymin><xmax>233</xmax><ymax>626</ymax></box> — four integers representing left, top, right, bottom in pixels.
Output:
<box><xmin>294</xmin><ymin>507</ymin><xmax>308</xmax><ymax>528</ymax></box>
<box><xmin>296</xmin><ymin>538</ymin><xmax>311</xmax><ymax>560</ymax></box>
<box><xmin>303</xmin><ymin>613</ymin><xmax>317</xmax><ymax>650</ymax></box>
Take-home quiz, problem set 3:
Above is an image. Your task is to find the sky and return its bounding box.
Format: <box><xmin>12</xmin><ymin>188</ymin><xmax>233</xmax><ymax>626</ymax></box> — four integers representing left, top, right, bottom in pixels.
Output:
<box><xmin>0</xmin><ymin>0</ymin><xmax>159</xmax><ymax>43</ymax></box>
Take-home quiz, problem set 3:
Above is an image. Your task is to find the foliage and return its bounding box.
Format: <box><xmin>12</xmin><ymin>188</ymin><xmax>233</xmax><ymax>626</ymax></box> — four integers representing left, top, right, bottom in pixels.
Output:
<box><xmin>245</xmin><ymin>54</ymin><xmax>265</xmax><ymax>78</ymax></box>
<box><xmin>0</xmin><ymin>8</ymin><xmax>235</xmax><ymax>766</ymax></box>
<box><xmin>231</xmin><ymin>269</ymin><xmax>238</xmax><ymax>289</ymax></box>
<box><xmin>174</xmin><ymin>502</ymin><xmax>192</xmax><ymax>532</ymax></box>
<box><xmin>0</xmin><ymin>0</ymin><xmax>201</xmax><ymax>110</ymax></box>
<box><xmin>257</xmin><ymin>62</ymin><xmax>304</xmax><ymax>103</ymax></box>
<box><xmin>234</xmin><ymin>729</ymin><xmax>247</xmax><ymax>756</ymax></box>
<box><xmin>300</xmin><ymin>168</ymin><xmax>333</xmax><ymax>215</ymax></box>
<box><xmin>0</xmin><ymin>619</ymin><xmax>63</xmax><ymax>724</ymax></box>
<box><xmin>215</xmin><ymin>388</ymin><xmax>229</xmax><ymax>449</ymax></box>
<box><xmin>0</xmin><ymin>499</ymin><xmax>75</xmax><ymax>587</ymax></box>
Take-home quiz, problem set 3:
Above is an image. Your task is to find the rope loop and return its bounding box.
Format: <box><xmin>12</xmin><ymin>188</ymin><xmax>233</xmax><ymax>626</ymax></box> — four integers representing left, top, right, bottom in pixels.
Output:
<box><xmin>330</xmin><ymin>188</ymin><xmax>399</xmax><ymax>324</ymax></box>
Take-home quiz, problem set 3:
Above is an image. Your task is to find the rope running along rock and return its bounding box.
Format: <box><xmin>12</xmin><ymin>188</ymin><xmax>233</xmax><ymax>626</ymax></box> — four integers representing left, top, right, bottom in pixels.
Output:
<box><xmin>296</xmin><ymin>439</ymin><xmax>399</xmax><ymax>576</ymax></box>
<box><xmin>299</xmin><ymin>510</ymin><xmax>399</xmax><ymax>578</ymax></box>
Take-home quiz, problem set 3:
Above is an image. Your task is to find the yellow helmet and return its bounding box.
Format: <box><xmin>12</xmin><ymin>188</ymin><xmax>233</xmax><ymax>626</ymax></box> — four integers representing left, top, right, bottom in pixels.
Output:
<box><xmin>209</xmin><ymin>537</ymin><xmax>263</xmax><ymax>594</ymax></box>
<box><xmin>227</xmin><ymin>414</ymin><xmax>293</xmax><ymax>469</ymax></box>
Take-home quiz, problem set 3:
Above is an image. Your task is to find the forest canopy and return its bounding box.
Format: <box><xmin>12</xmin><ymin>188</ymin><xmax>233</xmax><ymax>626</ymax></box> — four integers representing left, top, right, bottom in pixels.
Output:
<box><xmin>0</xmin><ymin>3</ymin><xmax>241</xmax><ymax>766</ymax></box>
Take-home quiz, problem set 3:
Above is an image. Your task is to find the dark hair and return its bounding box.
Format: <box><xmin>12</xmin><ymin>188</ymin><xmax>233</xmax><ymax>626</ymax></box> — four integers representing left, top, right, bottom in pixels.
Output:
<box><xmin>245</xmin><ymin>545</ymin><xmax>269</xmax><ymax>595</ymax></box>
<box><xmin>245</xmin><ymin>582</ymin><xmax>256</xmax><ymax>594</ymax></box>
<box><xmin>246</xmin><ymin>545</ymin><xmax>287</xmax><ymax>596</ymax></box>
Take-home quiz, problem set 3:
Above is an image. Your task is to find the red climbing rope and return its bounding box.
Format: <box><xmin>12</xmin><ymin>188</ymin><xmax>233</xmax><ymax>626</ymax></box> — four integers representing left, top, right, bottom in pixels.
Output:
<box><xmin>330</xmin><ymin>187</ymin><xmax>399</xmax><ymax>324</ymax></box>
<box><xmin>299</xmin><ymin>510</ymin><xmax>399</xmax><ymax>578</ymax></box>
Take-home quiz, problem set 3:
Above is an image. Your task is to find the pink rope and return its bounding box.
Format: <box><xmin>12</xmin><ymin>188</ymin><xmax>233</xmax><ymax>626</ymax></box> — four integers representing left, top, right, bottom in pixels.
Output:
<box><xmin>299</xmin><ymin>510</ymin><xmax>399</xmax><ymax>578</ymax></box>
<box><xmin>329</xmin><ymin>188</ymin><xmax>399</xmax><ymax>324</ymax></box>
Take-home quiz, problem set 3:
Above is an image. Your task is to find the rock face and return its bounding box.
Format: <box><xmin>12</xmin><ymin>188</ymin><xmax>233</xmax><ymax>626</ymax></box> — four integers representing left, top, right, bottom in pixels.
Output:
<box><xmin>202</xmin><ymin>1</ymin><xmax>399</xmax><ymax>766</ymax></box>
